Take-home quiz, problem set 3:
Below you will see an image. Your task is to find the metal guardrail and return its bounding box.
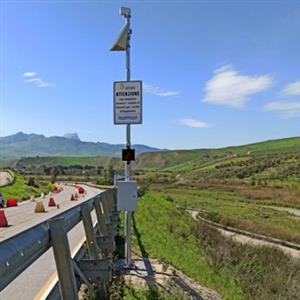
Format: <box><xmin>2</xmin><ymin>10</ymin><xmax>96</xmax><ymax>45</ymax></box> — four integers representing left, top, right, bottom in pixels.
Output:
<box><xmin>59</xmin><ymin>181</ymin><xmax>115</xmax><ymax>191</ymax></box>
<box><xmin>0</xmin><ymin>188</ymin><xmax>118</xmax><ymax>299</ymax></box>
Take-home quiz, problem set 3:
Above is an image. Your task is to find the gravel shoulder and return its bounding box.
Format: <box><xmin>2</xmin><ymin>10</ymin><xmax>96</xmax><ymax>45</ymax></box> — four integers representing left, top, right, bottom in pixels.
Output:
<box><xmin>121</xmin><ymin>256</ymin><xmax>223</xmax><ymax>300</ymax></box>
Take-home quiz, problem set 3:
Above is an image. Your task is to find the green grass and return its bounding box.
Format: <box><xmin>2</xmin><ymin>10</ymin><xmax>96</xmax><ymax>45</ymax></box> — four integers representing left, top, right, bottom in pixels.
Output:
<box><xmin>0</xmin><ymin>172</ymin><xmax>53</xmax><ymax>201</ymax></box>
<box><xmin>162</xmin><ymin>160</ymin><xmax>202</xmax><ymax>173</ymax></box>
<box><xmin>164</xmin><ymin>156</ymin><xmax>251</xmax><ymax>173</ymax></box>
<box><xmin>132</xmin><ymin>193</ymin><xmax>245</xmax><ymax>300</ymax></box>
<box><xmin>193</xmin><ymin>156</ymin><xmax>251</xmax><ymax>172</ymax></box>
<box><xmin>123</xmin><ymin>284</ymin><xmax>186</xmax><ymax>300</ymax></box>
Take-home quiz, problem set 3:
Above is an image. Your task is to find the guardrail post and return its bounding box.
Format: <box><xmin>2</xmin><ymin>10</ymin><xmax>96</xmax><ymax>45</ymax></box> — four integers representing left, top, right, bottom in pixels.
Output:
<box><xmin>81</xmin><ymin>203</ymin><xmax>99</xmax><ymax>259</ymax></box>
<box><xmin>108</xmin><ymin>188</ymin><xmax>117</xmax><ymax>211</ymax></box>
<box><xmin>94</xmin><ymin>195</ymin><xmax>108</xmax><ymax>237</ymax></box>
<box><xmin>49</xmin><ymin>218</ymin><xmax>78</xmax><ymax>300</ymax></box>
<box><xmin>100</xmin><ymin>192</ymin><xmax>114</xmax><ymax>235</ymax></box>
<box><xmin>105</xmin><ymin>190</ymin><xmax>118</xmax><ymax>232</ymax></box>
<box><xmin>101</xmin><ymin>192</ymin><xmax>111</xmax><ymax>220</ymax></box>
<box><xmin>94</xmin><ymin>192</ymin><xmax>116</xmax><ymax>257</ymax></box>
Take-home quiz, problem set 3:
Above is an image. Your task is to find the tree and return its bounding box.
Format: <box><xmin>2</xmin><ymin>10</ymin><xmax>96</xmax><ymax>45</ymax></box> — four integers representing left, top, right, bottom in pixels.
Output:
<box><xmin>104</xmin><ymin>166</ymin><xmax>114</xmax><ymax>184</ymax></box>
<box><xmin>27</xmin><ymin>177</ymin><xmax>38</xmax><ymax>187</ymax></box>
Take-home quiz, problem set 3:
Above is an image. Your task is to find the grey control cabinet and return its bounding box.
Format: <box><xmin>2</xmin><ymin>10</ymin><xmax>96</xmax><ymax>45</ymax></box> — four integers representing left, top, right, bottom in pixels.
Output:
<box><xmin>117</xmin><ymin>181</ymin><xmax>137</xmax><ymax>211</ymax></box>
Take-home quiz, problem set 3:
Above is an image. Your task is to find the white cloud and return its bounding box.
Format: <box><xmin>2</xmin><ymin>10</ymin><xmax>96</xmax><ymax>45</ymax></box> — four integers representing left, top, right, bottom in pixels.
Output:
<box><xmin>203</xmin><ymin>65</ymin><xmax>272</xmax><ymax>108</ymax></box>
<box><xmin>264</xmin><ymin>100</ymin><xmax>300</xmax><ymax>118</ymax></box>
<box><xmin>23</xmin><ymin>72</ymin><xmax>37</xmax><ymax>77</ymax></box>
<box><xmin>180</xmin><ymin>118</ymin><xmax>210</xmax><ymax>128</ymax></box>
<box><xmin>37</xmin><ymin>82</ymin><xmax>55</xmax><ymax>88</ymax></box>
<box><xmin>282</xmin><ymin>80</ymin><xmax>300</xmax><ymax>96</ymax></box>
<box><xmin>26</xmin><ymin>78</ymin><xmax>42</xmax><ymax>83</ymax></box>
<box><xmin>144</xmin><ymin>83</ymin><xmax>179</xmax><ymax>97</ymax></box>
<box><xmin>23</xmin><ymin>72</ymin><xmax>55</xmax><ymax>88</ymax></box>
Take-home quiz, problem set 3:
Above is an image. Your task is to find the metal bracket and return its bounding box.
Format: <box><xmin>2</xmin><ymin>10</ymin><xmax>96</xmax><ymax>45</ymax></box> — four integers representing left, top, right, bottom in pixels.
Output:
<box><xmin>110</xmin><ymin>213</ymin><xmax>119</xmax><ymax>224</ymax></box>
<box><xmin>78</xmin><ymin>259</ymin><xmax>112</xmax><ymax>284</ymax></box>
<box><xmin>96</xmin><ymin>235</ymin><xmax>115</xmax><ymax>253</ymax></box>
<box><xmin>72</xmin><ymin>261</ymin><xmax>94</xmax><ymax>291</ymax></box>
<box><xmin>105</xmin><ymin>222</ymin><xmax>117</xmax><ymax>236</ymax></box>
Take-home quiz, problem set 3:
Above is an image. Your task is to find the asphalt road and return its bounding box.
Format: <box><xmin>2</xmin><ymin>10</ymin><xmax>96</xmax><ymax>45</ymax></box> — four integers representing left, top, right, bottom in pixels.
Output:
<box><xmin>0</xmin><ymin>183</ymin><xmax>103</xmax><ymax>300</ymax></box>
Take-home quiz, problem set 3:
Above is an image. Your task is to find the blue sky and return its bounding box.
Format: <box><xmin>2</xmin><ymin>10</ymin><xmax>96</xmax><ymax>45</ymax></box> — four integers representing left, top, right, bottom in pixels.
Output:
<box><xmin>1</xmin><ymin>0</ymin><xmax>300</xmax><ymax>149</ymax></box>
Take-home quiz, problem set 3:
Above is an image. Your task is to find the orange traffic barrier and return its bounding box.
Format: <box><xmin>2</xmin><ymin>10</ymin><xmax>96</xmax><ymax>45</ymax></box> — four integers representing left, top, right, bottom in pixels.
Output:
<box><xmin>35</xmin><ymin>201</ymin><xmax>46</xmax><ymax>213</ymax></box>
<box><xmin>0</xmin><ymin>210</ymin><xmax>8</xmax><ymax>227</ymax></box>
<box><xmin>6</xmin><ymin>198</ymin><xmax>18</xmax><ymax>207</ymax></box>
<box><xmin>53</xmin><ymin>186</ymin><xmax>62</xmax><ymax>194</ymax></box>
<box><xmin>48</xmin><ymin>197</ymin><xmax>56</xmax><ymax>207</ymax></box>
<box><xmin>78</xmin><ymin>187</ymin><xmax>85</xmax><ymax>194</ymax></box>
<box><xmin>70</xmin><ymin>194</ymin><xmax>75</xmax><ymax>201</ymax></box>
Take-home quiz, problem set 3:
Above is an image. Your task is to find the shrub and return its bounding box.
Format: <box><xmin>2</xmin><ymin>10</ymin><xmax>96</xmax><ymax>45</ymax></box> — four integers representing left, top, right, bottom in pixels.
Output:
<box><xmin>137</xmin><ymin>184</ymin><xmax>149</xmax><ymax>197</ymax></box>
<box><xmin>194</xmin><ymin>222</ymin><xmax>300</xmax><ymax>300</ymax></box>
<box><xmin>27</xmin><ymin>177</ymin><xmax>39</xmax><ymax>188</ymax></box>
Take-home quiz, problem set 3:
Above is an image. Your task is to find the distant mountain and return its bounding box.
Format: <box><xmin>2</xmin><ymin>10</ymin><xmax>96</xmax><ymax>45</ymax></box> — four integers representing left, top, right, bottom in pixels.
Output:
<box><xmin>0</xmin><ymin>132</ymin><xmax>161</xmax><ymax>161</ymax></box>
<box><xmin>63</xmin><ymin>133</ymin><xmax>81</xmax><ymax>141</ymax></box>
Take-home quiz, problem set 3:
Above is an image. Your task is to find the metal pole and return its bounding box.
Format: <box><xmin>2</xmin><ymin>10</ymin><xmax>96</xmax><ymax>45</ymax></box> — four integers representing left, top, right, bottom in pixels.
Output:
<box><xmin>124</xmin><ymin>11</ymin><xmax>132</xmax><ymax>267</ymax></box>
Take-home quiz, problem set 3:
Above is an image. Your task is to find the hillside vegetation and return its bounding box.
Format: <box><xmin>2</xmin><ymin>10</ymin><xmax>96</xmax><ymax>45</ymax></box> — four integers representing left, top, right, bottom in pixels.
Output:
<box><xmin>127</xmin><ymin>136</ymin><xmax>300</xmax><ymax>298</ymax></box>
<box><xmin>13</xmin><ymin>156</ymin><xmax>121</xmax><ymax>169</ymax></box>
<box><xmin>120</xmin><ymin>193</ymin><xmax>300</xmax><ymax>300</ymax></box>
<box><xmin>135</xmin><ymin>136</ymin><xmax>300</xmax><ymax>170</ymax></box>
<box><xmin>0</xmin><ymin>172</ymin><xmax>53</xmax><ymax>201</ymax></box>
<box><xmin>9</xmin><ymin>136</ymin><xmax>300</xmax><ymax>179</ymax></box>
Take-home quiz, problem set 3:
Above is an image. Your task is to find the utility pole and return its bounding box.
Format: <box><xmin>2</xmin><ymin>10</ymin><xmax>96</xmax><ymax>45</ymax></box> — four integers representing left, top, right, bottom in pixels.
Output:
<box><xmin>123</xmin><ymin>7</ymin><xmax>132</xmax><ymax>268</ymax></box>
<box><xmin>111</xmin><ymin>7</ymin><xmax>135</xmax><ymax>268</ymax></box>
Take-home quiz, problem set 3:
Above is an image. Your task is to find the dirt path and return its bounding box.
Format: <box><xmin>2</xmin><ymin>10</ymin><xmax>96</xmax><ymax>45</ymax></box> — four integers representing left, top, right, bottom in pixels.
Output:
<box><xmin>266</xmin><ymin>205</ymin><xmax>300</xmax><ymax>217</ymax></box>
<box><xmin>188</xmin><ymin>210</ymin><xmax>300</xmax><ymax>259</ymax></box>
<box><xmin>120</xmin><ymin>256</ymin><xmax>222</xmax><ymax>300</ymax></box>
<box><xmin>0</xmin><ymin>171</ymin><xmax>13</xmax><ymax>187</ymax></box>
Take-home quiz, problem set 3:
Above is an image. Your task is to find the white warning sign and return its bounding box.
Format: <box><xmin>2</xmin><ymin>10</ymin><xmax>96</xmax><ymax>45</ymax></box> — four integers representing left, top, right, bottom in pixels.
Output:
<box><xmin>114</xmin><ymin>81</ymin><xmax>142</xmax><ymax>124</ymax></box>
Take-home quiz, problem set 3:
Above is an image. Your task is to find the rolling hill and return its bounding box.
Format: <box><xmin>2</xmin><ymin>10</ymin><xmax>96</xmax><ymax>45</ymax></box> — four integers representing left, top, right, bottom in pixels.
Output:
<box><xmin>135</xmin><ymin>136</ymin><xmax>300</xmax><ymax>170</ymax></box>
<box><xmin>8</xmin><ymin>136</ymin><xmax>300</xmax><ymax>178</ymax></box>
<box><xmin>12</xmin><ymin>156</ymin><xmax>122</xmax><ymax>171</ymax></box>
